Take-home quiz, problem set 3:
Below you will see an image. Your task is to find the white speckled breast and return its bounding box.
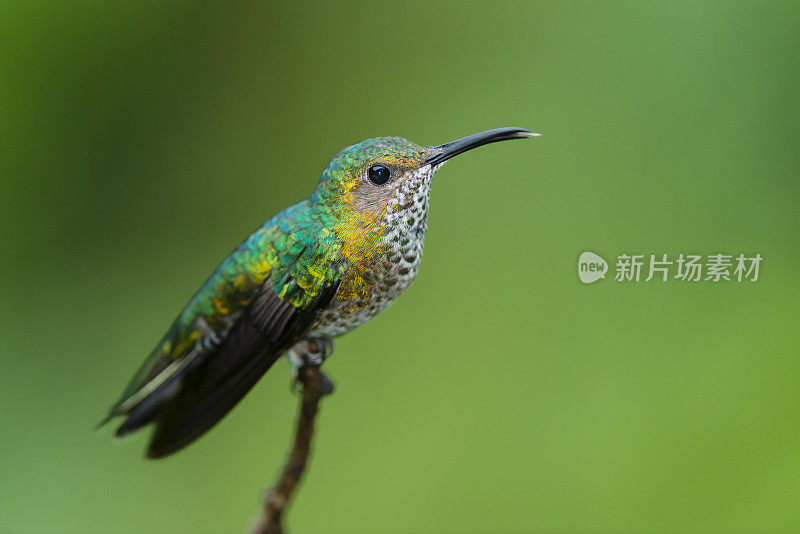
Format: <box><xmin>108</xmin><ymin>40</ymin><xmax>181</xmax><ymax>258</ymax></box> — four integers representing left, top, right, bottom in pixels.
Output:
<box><xmin>308</xmin><ymin>167</ymin><xmax>434</xmax><ymax>338</ymax></box>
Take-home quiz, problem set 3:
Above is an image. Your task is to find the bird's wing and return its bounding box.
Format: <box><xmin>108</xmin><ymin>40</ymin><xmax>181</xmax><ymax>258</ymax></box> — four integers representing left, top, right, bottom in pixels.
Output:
<box><xmin>102</xmin><ymin>203</ymin><xmax>344</xmax><ymax>458</ymax></box>
<box><xmin>143</xmin><ymin>273</ymin><xmax>341</xmax><ymax>458</ymax></box>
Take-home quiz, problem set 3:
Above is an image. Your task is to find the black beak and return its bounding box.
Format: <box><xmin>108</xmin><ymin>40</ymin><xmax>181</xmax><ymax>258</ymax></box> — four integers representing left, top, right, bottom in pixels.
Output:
<box><xmin>425</xmin><ymin>127</ymin><xmax>539</xmax><ymax>167</ymax></box>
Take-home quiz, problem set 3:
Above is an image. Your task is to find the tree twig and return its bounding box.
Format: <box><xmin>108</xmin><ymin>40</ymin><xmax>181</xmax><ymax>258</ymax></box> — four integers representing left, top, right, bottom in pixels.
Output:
<box><xmin>250</xmin><ymin>365</ymin><xmax>330</xmax><ymax>534</ymax></box>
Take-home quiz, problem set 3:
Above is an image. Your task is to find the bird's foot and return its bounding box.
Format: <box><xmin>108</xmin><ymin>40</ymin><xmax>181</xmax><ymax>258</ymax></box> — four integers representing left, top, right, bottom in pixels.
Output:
<box><xmin>289</xmin><ymin>338</ymin><xmax>335</xmax><ymax>396</ymax></box>
<box><xmin>302</xmin><ymin>337</ymin><xmax>333</xmax><ymax>366</ymax></box>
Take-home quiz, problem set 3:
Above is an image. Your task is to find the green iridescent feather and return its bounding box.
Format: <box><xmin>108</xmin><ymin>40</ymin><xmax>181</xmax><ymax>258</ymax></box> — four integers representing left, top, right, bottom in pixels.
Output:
<box><xmin>114</xmin><ymin>200</ymin><xmax>345</xmax><ymax>409</ymax></box>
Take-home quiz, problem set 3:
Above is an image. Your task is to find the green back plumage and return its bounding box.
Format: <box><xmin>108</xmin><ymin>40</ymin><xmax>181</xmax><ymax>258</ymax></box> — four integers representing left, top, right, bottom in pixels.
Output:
<box><xmin>115</xmin><ymin>200</ymin><xmax>345</xmax><ymax>408</ymax></box>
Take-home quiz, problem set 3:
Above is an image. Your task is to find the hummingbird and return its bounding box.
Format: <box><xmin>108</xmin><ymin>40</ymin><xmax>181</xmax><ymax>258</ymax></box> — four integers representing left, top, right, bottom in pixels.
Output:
<box><xmin>101</xmin><ymin>127</ymin><xmax>538</xmax><ymax>458</ymax></box>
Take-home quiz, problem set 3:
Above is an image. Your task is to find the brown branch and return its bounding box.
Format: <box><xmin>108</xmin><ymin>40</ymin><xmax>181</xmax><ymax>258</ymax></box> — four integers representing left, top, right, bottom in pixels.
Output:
<box><xmin>250</xmin><ymin>365</ymin><xmax>329</xmax><ymax>534</ymax></box>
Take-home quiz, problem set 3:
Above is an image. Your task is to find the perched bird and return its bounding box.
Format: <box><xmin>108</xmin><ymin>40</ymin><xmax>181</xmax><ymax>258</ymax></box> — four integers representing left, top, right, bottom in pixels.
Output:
<box><xmin>101</xmin><ymin>127</ymin><xmax>538</xmax><ymax>458</ymax></box>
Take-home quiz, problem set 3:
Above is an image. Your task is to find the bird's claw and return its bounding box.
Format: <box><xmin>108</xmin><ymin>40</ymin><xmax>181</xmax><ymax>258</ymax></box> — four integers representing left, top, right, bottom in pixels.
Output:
<box><xmin>302</xmin><ymin>337</ymin><xmax>333</xmax><ymax>366</ymax></box>
<box><xmin>289</xmin><ymin>337</ymin><xmax>335</xmax><ymax>395</ymax></box>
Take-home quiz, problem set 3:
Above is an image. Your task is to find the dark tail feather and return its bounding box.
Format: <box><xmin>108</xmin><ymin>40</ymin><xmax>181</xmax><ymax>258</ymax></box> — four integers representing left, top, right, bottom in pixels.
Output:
<box><xmin>115</xmin><ymin>376</ymin><xmax>183</xmax><ymax>437</ymax></box>
<box><xmin>146</xmin><ymin>345</ymin><xmax>281</xmax><ymax>458</ymax></box>
<box><xmin>103</xmin><ymin>277</ymin><xmax>341</xmax><ymax>458</ymax></box>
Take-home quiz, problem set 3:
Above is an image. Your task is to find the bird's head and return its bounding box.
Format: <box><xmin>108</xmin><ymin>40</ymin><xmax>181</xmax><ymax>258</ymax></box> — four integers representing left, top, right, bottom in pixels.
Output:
<box><xmin>311</xmin><ymin>127</ymin><xmax>538</xmax><ymax>226</ymax></box>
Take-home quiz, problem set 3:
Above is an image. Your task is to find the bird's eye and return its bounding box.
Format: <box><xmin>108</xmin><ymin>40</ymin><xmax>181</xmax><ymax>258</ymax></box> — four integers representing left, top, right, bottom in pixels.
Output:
<box><xmin>368</xmin><ymin>164</ymin><xmax>391</xmax><ymax>185</ymax></box>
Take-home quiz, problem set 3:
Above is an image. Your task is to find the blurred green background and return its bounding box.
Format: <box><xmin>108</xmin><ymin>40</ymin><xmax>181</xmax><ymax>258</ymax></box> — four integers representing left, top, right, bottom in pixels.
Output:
<box><xmin>2</xmin><ymin>2</ymin><xmax>799</xmax><ymax>533</ymax></box>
